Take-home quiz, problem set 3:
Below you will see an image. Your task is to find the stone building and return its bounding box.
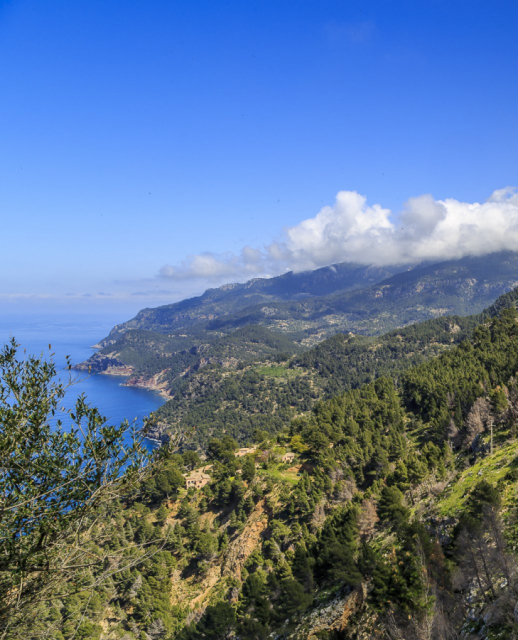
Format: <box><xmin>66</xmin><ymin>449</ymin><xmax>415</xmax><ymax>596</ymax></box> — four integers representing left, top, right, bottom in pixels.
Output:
<box><xmin>185</xmin><ymin>470</ymin><xmax>211</xmax><ymax>489</ymax></box>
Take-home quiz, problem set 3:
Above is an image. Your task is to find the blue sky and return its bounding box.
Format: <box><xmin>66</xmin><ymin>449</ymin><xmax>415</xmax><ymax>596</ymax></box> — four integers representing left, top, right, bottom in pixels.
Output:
<box><xmin>1</xmin><ymin>0</ymin><xmax>518</xmax><ymax>317</ymax></box>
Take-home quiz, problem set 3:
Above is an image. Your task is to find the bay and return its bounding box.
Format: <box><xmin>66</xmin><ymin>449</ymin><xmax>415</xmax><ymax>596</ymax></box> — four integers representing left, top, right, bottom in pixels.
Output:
<box><xmin>0</xmin><ymin>313</ymin><xmax>164</xmax><ymax>452</ymax></box>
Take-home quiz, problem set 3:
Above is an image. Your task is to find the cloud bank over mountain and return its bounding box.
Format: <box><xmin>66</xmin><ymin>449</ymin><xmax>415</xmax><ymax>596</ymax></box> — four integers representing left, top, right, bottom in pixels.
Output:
<box><xmin>159</xmin><ymin>187</ymin><xmax>518</xmax><ymax>283</ymax></box>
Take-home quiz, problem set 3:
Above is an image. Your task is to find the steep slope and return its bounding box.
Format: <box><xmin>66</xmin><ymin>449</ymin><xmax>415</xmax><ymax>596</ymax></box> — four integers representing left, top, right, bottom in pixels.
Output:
<box><xmin>32</xmin><ymin>304</ymin><xmax>518</xmax><ymax>639</ymax></box>
<box><xmin>102</xmin><ymin>251</ymin><xmax>518</xmax><ymax>342</ymax></box>
<box><xmin>150</xmin><ymin>286</ymin><xmax>518</xmax><ymax>447</ymax></box>
<box><xmin>100</xmin><ymin>262</ymin><xmax>405</xmax><ymax>343</ymax></box>
<box><xmin>76</xmin><ymin>252</ymin><xmax>518</xmax><ymax>426</ymax></box>
<box><xmin>76</xmin><ymin>324</ymin><xmax>302</xmax><ymax>397</ymax></box>
<box><xmin>203</xmin><ymin>251</ymin><xmax>518</xmax><ymax>338</ymax></box>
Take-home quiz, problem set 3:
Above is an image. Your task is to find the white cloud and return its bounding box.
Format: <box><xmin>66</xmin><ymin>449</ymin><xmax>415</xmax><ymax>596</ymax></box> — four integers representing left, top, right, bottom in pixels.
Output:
<box><xmin>159</xmin><ymin>246</ymin><xmax>266</xmax><ymax>282</ymax></box>
<box><xmin>487</xmin><ymin>186</ymin><xmax>518</xmax><ymax>204</ymax></box>
<box><xmin>274</xmin><ymin>190</ymin><xmax>395</xmax><ymax>270</ymax></box>
<box><xmin>159</xmin><ymin>187</ymin><xmax>518</xmax><ymax>283</ymax></box>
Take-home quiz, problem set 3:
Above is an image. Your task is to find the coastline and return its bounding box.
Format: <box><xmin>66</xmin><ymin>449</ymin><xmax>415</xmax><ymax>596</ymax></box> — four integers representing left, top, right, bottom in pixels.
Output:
<box><xmin>1</xmin><ymin>315</ymin><xmax>166</xmax><ymax>455</ymax></box>
<box><xmin>75</xmin><ymin>355</ymin><xmax>171</xmax><ymax>400</ymax></box>
<box><xmin>123</xmin><ymin>378</ymin><xmax>171</xmax><ymax>400</ymax></box>
<box><xmin>99</xmin><ymin>369</ymin><xmax>171</xmax><ymax>400</ymax></box>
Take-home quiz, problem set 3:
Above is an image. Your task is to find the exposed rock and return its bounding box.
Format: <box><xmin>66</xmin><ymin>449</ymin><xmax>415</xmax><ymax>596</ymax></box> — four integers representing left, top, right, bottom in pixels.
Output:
<box><xmin>288</xmin><ymin>584</ymin><xmax>369</xmax><ymax>639</ymax></box>
<box><xmin>142</xmin><ymin>422</ymin><xmax>171</xmax><ymax>445</ymax></box>
<box><xmin>222</xmin><ymin>499</ymin><xmax>268</xmax><ymax>580</ymax></box>
<box><xmin>74</xmin><ymin>353</ymin><xmax>133</xmax><ymax>375</ymax></box>
<box><xmin>123</xmin><ymin>370</ymin><xmax>171</xmax><ymax>399</ymax></box>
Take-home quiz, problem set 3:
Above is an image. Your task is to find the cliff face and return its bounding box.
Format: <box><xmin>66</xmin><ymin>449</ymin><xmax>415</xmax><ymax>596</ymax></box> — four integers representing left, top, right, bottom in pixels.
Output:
<box><xmin>74</xmin><ymin>352</ymin><xmax>171</xmax><ymax>400</ymax></box>
<box><xmin>164</xmin><ymin>495</ymin><xmax>271</xmax><ymax>612</ymax></box>
<box><xmin>74</xmin><ymin>353</ymin><xmax>134</xmax><ymax>375</ymax></box>
<box><xmin>221</xmin><ymin>499</ymin><xmax>269</xmax><ymax>581</ymax></box>
<box><xmin>141</xmin><ymin>420</ymin><xmax>171</xmax><ymax>444</ymax></box>
<box><xmin>123</xmin><ymin>370</ymin><xmax>171</xmax><ymax>398</ymax></box>
<box><xmin>288</xmin><ymin>585</ymin><xmax>372</xmax><ymax>639</ymax></box>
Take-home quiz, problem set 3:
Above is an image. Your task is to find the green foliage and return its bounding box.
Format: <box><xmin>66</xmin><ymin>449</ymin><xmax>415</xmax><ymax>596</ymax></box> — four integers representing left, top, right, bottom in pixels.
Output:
<box><xmin>465</xmin><ymin>480</ymin><xmax>502</xmax><ymax>519</ymax></box>
<box><xmin>207</xmin><ymin>436</ymin><xmax>239</xmax><ymax>461</ymax></box>
<box><xmin>377</xmin><ymin>486</ymin><xmax>409</xmax><ymax>529</ymax></box>
<box><xmin>490</xmin><ymin>386</ymin><xmax>508</xmax><ymax>415</ymax></box>
<box><xmin>143</xmin><ymin>463</ymin><xmax>185</xmax><ymax>502</ymax></box>
<box><xmin>11</xmin><ymin>292</ymin><xmax>518</xmax><ymax>638</ymax></box>
<box><xmin>0</xmin><ymin>339</ymin><xmax>151</xmax><ymax>634</ymax></box>
<box><xmin>241</xmin><ymin>456</ymin><xmax>256</xmax><ymax>482</ymax></box>
<box><xmin>178</xmin><ymin>601</ymin><xmax>236</xmax><ymax>639</ymax></box>
<box><xmin>402</xmin><ymin>308</ymin><xmax>518</xmax><ymax>439</ymax></box>
<box><xmin>182</xmin><ymin>449</ymin><xmax>201</xmax><ymax>470</ymax></box>
<box><xmin>314</xmin><ymin>506</ymin><xmax>361</xmax><ymax>585</ymax></box>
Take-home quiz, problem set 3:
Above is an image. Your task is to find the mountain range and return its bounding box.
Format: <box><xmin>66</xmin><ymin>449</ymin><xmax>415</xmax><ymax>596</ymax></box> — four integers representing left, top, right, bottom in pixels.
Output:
<box><xmin>78</xmin><ymin>252</ymin><xmax>518</xmax><ymax>409</ymax></box>
<box><xmin>95</xmin><ymin>252</ymin><xmax>518</xmax><ymax>346</ymax></box>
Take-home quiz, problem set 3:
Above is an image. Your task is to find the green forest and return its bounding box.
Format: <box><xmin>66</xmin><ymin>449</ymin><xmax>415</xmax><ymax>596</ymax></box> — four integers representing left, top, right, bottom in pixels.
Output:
<box><xmin>78</xmin><ymin>253</ymin><xmax>518</xmax><ymax>409</ymax></box>
<box><xmin>153</xmin><ymin>287</ymin><xmax>518</xmax><ymax>449</ymax></box>
<box><xmin>4</xmin><ymin>289</ymin><xmax>518</xmax><ymax>638</ymax></box>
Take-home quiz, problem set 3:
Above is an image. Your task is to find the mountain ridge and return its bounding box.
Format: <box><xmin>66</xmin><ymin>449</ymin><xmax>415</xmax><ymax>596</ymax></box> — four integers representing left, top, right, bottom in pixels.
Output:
<box><xmin>101</xmin><ymin>251</ymin><xmax>518</xmax><ymax>344</ymax></box>
<box><xmin>99</xmin><ymin>261</ymin><xmax>409</xmax><ymax>344</ymax></box>
<box><xmin>79</xmin><ymin>252</ymin><xmax>518</xmax><ymax>395</ymax></box>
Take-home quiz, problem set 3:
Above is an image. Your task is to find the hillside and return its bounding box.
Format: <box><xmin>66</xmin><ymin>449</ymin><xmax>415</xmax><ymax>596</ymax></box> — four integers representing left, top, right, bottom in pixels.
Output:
<box><xmin>146</xmin><ymin>286</ymin><xmax>518</xmax><ymax>448</ymax></box>
<box><xmin>100</xmin><ymin>252</ymin><xmax>518</xmax><ymax>343</ymax></box>
<box><xmin>100</xmin><ymin>262</ymin><xmax>406</xmax><ymax>342</ymax></box>
<box><xmin>26</xmin><ymin>301</ymin><xmax>518</xmax><ymax>639</ymax></box>
<box><xmin>77</xmin><ymin>252</ymin><xmax>518</xmax><ymax>407</ymax></box>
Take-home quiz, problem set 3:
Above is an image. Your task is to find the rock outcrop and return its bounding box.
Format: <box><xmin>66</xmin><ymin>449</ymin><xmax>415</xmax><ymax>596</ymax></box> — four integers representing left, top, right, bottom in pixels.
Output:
<box><xmin>288</xmin><ymin>584</ymin><xmax>370</xmax><ymax>639</ymax></box>
<box><xmin>74</xmin><ymin>353</ymin><xmax>133</xmax><ymax>375</ymax></box>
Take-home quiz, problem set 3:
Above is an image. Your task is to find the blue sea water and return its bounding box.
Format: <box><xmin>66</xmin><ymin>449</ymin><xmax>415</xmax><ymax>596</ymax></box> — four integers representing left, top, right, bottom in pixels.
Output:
<box><xmin>0</xmin><ymin>314</ymin><xmax>164</xmax><ymax>452</ymax></box>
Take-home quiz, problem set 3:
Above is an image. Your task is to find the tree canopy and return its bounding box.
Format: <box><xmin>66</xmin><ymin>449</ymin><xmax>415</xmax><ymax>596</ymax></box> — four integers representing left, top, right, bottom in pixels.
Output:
<box><xmin>0</xmin><ymin>339</ymin><xmax>153</xmax><ymax>636</ymax></box>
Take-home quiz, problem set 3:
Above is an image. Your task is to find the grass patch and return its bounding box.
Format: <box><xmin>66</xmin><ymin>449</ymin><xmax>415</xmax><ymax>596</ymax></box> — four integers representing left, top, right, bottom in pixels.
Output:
<box><xmin>437</xmin><ymin>441</ymin><xmax>518</xmax><ymax>517</ymax></box>
<box><xmin>256</xmin><ymin>365</ymin><xmax>299</xmax><ymax>378</ymax></box>
<box><xmin>260</xmin><ymin>466</ymin><xmax>300</xmax><ymax>486</ymax></box>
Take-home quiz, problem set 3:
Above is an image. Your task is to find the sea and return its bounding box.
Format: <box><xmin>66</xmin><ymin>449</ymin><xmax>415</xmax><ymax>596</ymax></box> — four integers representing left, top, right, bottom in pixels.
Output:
<box><xmin>0</xmin><ymin>313</ymin><xmax>164</xmax><ymax>452</ymax></box>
